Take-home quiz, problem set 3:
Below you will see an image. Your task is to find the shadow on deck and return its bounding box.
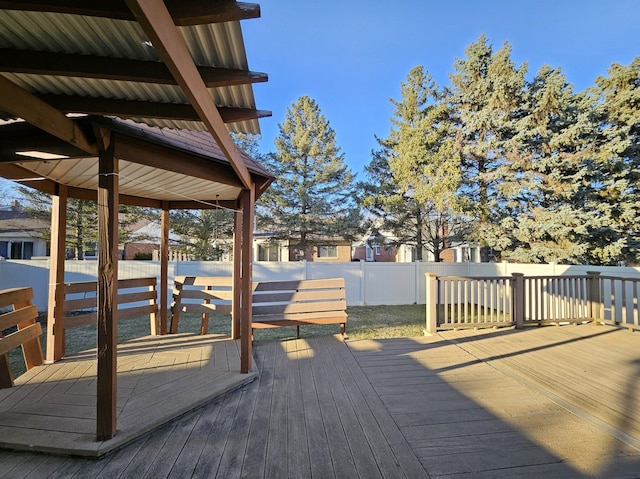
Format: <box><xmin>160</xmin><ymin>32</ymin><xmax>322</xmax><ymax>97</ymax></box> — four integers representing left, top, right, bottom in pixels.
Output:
<box><xmin>2</xmin><ymin>326</ymin><xmax>640</xmax><ymax>477</ymax></box>
<box><xmin>0</xmin><ymin>334</ymin><xmax>256</xmax><ymax>457</ymax></box>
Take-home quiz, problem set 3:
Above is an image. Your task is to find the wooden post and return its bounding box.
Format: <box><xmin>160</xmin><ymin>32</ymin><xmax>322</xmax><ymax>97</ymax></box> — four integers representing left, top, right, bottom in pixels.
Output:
<box><xmin>159</xmin><ymin>203</ymin><xmax>169</xmax><ymax>335</ymax></box>
<box><xmin>425</xmin><ymin>273</ymin><xmax>438</xmax><ymax>335</ymax></box>
<box><xmin>511</xmin><ymin>273</ymin><xmax>525</xmax><ymax>329</ymax></box>
<box><xmin>46</xmin><ymin>184</ymin><xmax>67</xmax><ymax>362</ymax></box>
<box><xmin>96</xmin><ymin>137</ymin><xmax>119</xmax><ymax>441</ymax></box>
<box><xmin>240</xmin><ymin>187</ymin><xmax>254</xmax><ymax>373</ymax></box>
<box><xmin>587</xmin><ymin>271</ymin><xmax>602</xmax><ymax>325</ymax></box>
<box><xmin>232</xmin><ymin>209</ymin><xmax>242</xmax><ymax>340</ymax></box>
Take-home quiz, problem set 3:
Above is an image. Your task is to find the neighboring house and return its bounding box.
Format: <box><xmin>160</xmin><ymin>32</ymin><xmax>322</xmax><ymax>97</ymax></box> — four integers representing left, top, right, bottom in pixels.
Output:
<box><xmin>254</xmin><ymin>233</ymin><xmax>289</xmax><ymax>262</ymax></box>
<box><xmin>352</xmin><ymin>232</ymin><xmax>397</xmax><ymax>262</ymax></box>
<box><xmin>299</xmin><ymin>239</ymin><xmax>352</xmax><ymax>262</ymax></box>
<box><xmin>445</xmin><ymin>244</ymin><xmax>484</xmax><ymax>263</ymax></box>
<box><xmin>0</xmin><ymin>201</ymin><xmax>49</xmax><ymax>259</ymax></box>
<box><xmin>121</xmin><ymin>220</ymin><xmax>205</xmax><ymax>260</ymax></box>
<box><xmin>253</xmin><ymin>233</ymin><xmax>353</xmax><ymax>262</ymax></box>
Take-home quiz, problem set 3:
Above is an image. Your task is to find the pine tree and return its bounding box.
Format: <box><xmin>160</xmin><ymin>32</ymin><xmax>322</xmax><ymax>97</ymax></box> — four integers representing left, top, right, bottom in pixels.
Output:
<box><xmin>448</xmin><ymin>35</ymin><xmax>527</xmax><ymax>260</ymax></box>
<box><xmin>501</xmin><ymin>65</ymin><xmax>597</xmax><ymax>263</ymax></box>
<box><xmin>169</xmin><ymin>208</ymin><xmax>234</xmax><ymax>260</ymax></box>
<box><xmin>588</xmin><ymin>57</ymin><xmax>640</xmax><ymax>264</ymax></box>
<box><xmin>361</xmin><ymin>66</ymin><xmax>464</xmax><ymax>261</ymax></box>
<box><xmin>257</xmin><ymin>96</ymin><xmax>361</xmax><ymax>259</ymax></box>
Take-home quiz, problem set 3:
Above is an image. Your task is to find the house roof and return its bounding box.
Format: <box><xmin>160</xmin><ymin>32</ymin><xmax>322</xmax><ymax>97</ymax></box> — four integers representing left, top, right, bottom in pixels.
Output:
<box><xmin>0</xmin><ymin>217</ymin><xmax>49</xmax><ymax>236</ymax></box>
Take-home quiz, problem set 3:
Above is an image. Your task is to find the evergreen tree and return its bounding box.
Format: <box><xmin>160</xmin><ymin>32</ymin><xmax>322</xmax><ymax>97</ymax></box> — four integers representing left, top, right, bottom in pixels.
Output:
<box><xmin>257</xmin><ymin>96</ymin><xmax>361</xmax><ymax>259</ymax></box>
<box><xmin>503</xmin><ymin>65</ymin><xmax>597</xmax><ymax>263</ymax></box>
<box><xmin>448</xmin><ymin>35</ymin><xmax>527</xmax><ymax>260</ymax></box>
<box><xmin>588</xmin><ymin>57</ymin><xmax>640</xmax><ymax>264</ymax></box>
<box><xmin>361</xmin><ymin>67</ymin><xmax>464</xmax><ymax>261</ymax></box>
<box><xmin>169</xmin><ymin>208</ymin><xmax>234</xmax><ymax>260</ymax></box>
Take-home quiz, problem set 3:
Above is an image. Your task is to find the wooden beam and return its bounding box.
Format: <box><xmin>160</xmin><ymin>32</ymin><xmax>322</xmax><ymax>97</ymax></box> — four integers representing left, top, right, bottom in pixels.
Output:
<box><xmin>46</xmin><ymin>184</ymin><xmax>67</xmax><ymax>362</ymax></box>
<box><xmin>0</xmin><ymin>76</ymin><xmax>97</xmax><ymax>155</ymax></box>
<box><xmin>113</xmin><ymin>135</ymin><xmax>244</xmax><ymax>189</ymax></box>
<box><xmin>38</xmin><ymin>94</ymin><xmax>271</xmax><ymax>124</ymax></box>
<box><xmin>125</xmin><ymin>0</ymin><xmax>253</xmax><ymax>190</ymax></box>
<box><xmin>96</xmin><ymin>136</ymin><xmax>119</xmax><ymax>441</ymax></box>
<box><xmin>0</xmin><ymin>49</ymin><xmax>268</xmax><ymax>88</ymax></box>
<box><xmin>240</xmin><ymin>186</ymin><xmax>255</xmax><ymax>373</ymax></box>
<box><xmin>0</xmin><ymin>1</ymin><xmax>261</xmax><ymax>26</ymax></box>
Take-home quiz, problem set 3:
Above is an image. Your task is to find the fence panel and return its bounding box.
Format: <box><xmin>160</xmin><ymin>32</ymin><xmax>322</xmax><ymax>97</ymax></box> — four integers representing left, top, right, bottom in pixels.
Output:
<box><xmin>5</xmin><ymin>258</ymin><xmax>640</xmax><ymax>313</ymax></box>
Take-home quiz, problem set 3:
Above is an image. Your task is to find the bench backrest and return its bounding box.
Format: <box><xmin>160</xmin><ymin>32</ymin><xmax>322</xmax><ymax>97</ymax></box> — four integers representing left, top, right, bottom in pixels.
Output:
<box><xmin>172</xmin><ymin>276</ymin><xmax>234</xmax><ymax>315</ymax></box>
<box><xmin>0</xmin><ymin>287</ymin><xmax>44</xmax><ymax>388</ymax></box>
<box><xmin>63</xmin><ymin>277</ymin><xmax>159</xmax><ymax>335</ymax></box>
<box><xmin>252</xmin><ymin>278</ymin><xmax>346</xmax><ymax>317</ymax></box>
<box><xmin>170</xmin><ymin>276</ymin><xmax>234</xmax><ymax>334</ymax></box>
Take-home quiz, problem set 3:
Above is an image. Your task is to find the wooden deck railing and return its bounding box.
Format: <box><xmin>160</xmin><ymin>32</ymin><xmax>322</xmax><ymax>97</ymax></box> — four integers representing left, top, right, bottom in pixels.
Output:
<box><xmin>425</xmin><ymin>271</ymin><xmax>640</xmax><ymax>333</ymax></box>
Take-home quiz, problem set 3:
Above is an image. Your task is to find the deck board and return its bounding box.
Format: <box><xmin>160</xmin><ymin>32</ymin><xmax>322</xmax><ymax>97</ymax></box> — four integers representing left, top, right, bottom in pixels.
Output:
<box><xmin>2</xmin><ymin>326</ymin><xmax>640</xmax><ymax>477</ymax></box>
<box><xmin>0</xmin><ymin>333</ymin><xmax>256</xmax><ymax>457</ymax></box>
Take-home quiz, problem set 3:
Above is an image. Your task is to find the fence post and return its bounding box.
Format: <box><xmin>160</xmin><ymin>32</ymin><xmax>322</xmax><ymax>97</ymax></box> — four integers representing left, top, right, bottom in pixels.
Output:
<box><xmin>360</xmin><ymin>260</ymin><xmax>366</xmax><ymax>306</ymax></box>
<box><xmin>511</xmin><ymin>273</ymin><xmax>524</xmax><ymax>329</ymax></box>
<box><xmin>425</xmin><ymin>273</ymin><xmax>438</xmax><ymax>335</ymax></box>
<box><xmin>587</xmin><ymin>271</ymin><xmax>601</xmax><ymax>324</ymax></box>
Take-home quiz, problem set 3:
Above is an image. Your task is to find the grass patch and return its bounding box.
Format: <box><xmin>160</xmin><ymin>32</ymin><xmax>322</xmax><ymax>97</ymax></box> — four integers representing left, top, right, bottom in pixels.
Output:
<box><xmin>5</xmin><ymin>304</ymin><xmax>427</xmax><ymax>378</ymax></box>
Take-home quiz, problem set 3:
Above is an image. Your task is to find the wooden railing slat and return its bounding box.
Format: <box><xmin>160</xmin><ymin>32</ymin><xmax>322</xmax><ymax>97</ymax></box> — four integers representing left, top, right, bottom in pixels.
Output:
<box><xmin>0</xmin><ymin>323</ymin><xmax>42</xmax><ymax>357</ymax></box>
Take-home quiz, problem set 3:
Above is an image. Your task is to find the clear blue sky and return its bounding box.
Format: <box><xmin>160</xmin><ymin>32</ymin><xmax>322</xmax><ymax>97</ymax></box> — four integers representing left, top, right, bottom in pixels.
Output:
<box><xmin>243</xmin><ymin>0</ymin><xmax>639</xmax><ymax>176</ymax></box>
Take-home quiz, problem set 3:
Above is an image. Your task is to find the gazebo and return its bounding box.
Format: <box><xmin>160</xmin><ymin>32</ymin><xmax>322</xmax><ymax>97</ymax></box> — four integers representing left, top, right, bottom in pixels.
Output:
<box><xmin>0</xmin><ymin>1</ymin><xmax>271</xmax><ymax>444</ymax></box>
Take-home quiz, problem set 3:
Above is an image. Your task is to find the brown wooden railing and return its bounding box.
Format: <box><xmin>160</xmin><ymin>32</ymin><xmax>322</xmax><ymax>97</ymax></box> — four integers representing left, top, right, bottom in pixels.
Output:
<box><xmin>425</xmin><ymin>271</ymin><xmax>640</xmax><ymax>333</ymax></box>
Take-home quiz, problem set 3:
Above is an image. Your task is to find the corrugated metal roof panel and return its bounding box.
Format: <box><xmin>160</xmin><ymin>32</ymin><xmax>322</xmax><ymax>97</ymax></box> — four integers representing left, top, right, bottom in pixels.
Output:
<box><xmin>0</xmin><ymin>9</ymin><xmax>260</xmax><ymax>134</ymax></box>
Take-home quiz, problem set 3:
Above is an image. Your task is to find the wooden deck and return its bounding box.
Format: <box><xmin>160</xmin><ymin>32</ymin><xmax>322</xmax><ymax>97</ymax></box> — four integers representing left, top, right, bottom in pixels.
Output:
<box><xmin>0</xmin><ymin>334</ymin><xmax>256</xmax><ymax>457</ymax></box>
<box><xmin>2</xmin><ymin>325</ymin><xmax>640</xmax><ymax>477</ymax></box>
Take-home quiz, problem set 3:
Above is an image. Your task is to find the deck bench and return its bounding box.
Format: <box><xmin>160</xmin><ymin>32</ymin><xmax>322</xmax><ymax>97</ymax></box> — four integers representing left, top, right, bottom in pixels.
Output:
<box><xmin>252</xmin><ymin>278</ymin><xmax>348</xmax><ymax>339</ymax></box>
<box><xmin>0</xmin><ymin>287</ymin><xmax>44</xmax><ymax>388</ymax></box>
<box><xmin>170</xmin><ymin>276</ymin><xmax>233</xmax><ymax>334</ymax></box>
<box><xmin>63</xmin><ymin>277</ymin><xmax>159</xmax><ymax>336</ymax></box>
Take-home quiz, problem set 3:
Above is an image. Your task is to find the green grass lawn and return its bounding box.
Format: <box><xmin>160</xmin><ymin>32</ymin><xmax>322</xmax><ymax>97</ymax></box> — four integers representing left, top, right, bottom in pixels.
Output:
<box><xmin>5</xmin><ymin>304</ymin><xmax>427</xmax><ymax>379</ymax></box>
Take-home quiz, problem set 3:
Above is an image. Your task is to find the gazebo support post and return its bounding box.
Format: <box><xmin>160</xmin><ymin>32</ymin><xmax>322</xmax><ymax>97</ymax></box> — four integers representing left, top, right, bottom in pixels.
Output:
<box><xmin>46</xmin><ymin>184</ymin><xmax>67</xmax><ymax>362</ymax></box>
<box><xmin>159</xmin><ymin>202</ymin><xmax>170</xmax><ymax>335</ymax></box>
<box><xmin>232</xmin><ymin>208</ymin><xmax>242</xmax><ymax>340</ymax></box>
<box><xmin>96</xmin><ymin>138</ymin><xmax>119</xmax><ymax>441</ymax></box>
<box><xmin>240</xmin><ymin>186</ymin><xmax>255</xmax><ymax>374</ymax></box>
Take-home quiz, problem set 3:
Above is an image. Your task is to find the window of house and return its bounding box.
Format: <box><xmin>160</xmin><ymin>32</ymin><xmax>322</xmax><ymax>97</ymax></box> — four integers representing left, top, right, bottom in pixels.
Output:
<box><xmin>1</xmin><ymin>241</ymin><xmax>34</xmax><ymax>259</ymax></box>
<box><xmin>373</xmin><ymin>244</ymin><xmax>381</xmax><ymax>256</ymax></box>
<box><xmin>258</xmin><ymin>244</ymin><xmax>279</xmax><ymax>261</ymax></box>
<box><xmin>317</xmin><ymin>245</ymin><xmax>338</xmax><ymax>258</ymax></box>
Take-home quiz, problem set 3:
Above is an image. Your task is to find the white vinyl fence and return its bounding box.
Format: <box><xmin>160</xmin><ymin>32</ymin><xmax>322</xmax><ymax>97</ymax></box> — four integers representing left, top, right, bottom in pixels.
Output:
<box><xmin>1</xmin><ymin>257</ymin><xmax>639</xmax><ymax>312</ymax></box>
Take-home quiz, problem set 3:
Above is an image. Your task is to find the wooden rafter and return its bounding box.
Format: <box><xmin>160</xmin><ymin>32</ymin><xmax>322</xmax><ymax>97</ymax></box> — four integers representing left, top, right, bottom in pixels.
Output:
<box><xmin>0</xmin><ymin>0</ymin><xmax>261</xmax><ymax>26</ymax></box>
<box><xmin>34</xmin><ymin>94</ymin><xmax>271</xmax><ymax>124</ymax></box>
<box><xmin>125</xmin><ymin>0</ymin><xmax>252</xmax><ymax>189</ymax></box>
<box><xmin>0</xmin><ymin>76</ymin><xmax>97</xmax><ymax>155</ymax></box>
<box><xmin>0</xmin><ymin>49</ymin><xmax>268</xmax><ymax>88</ymax></box>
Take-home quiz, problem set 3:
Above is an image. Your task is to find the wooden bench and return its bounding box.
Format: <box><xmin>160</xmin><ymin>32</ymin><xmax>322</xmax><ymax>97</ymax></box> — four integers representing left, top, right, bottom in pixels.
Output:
<box><xmin>170</xmin><ymin>276</ymin><xmax>233</xmax><ymax>334</ymax></box>
<box><xmin>252</xmin><ymin>278</ymin><xmax>348</xmax><ymax>339</ymax></box>
<box><xmin>0</xmin><ymin>287</ymin><xmax>44</xmax><ymax>388</ymax></box>
<box><xmin>63</xmin><ymin>277</ymin><xmax>159</xmax><ymax>336</ymax></box>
